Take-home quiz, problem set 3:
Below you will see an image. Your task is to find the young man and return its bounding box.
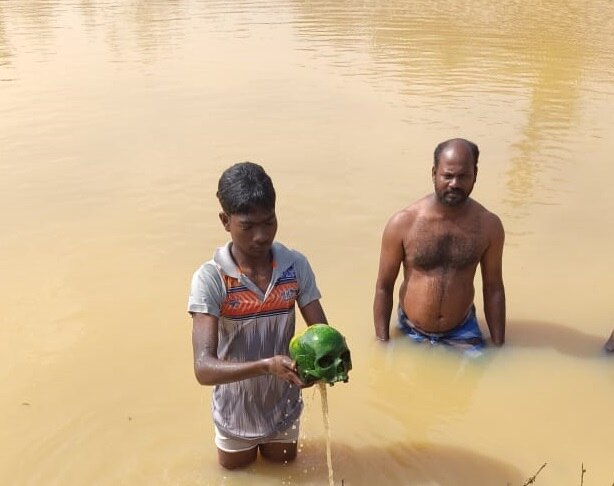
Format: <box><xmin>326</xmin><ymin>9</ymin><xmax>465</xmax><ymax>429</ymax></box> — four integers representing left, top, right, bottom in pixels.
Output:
<box><xmin>373</xmin><ymin>138</ymin><xmax>506</xmax><ymax>350</ymax></box>
<box><xmin>188</xmin><ymin>162</ymin><xmax>328</xmax><ymax>469</ymax></box>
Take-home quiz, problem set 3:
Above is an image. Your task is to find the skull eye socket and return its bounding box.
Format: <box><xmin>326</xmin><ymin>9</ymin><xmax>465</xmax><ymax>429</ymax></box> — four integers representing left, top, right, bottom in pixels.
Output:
<box><xmin>316</xmin><ymin>354</ymin><xmax>334</xmax><ymax>368</ymax></box>
<box><xmin>339</xmin><ymin>351</ymin><xmax>351</xmax><ymax>370</ymax></box>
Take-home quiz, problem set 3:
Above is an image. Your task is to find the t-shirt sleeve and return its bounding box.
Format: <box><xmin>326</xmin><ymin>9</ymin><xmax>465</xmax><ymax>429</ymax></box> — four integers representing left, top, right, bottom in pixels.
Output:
<box><xmin>187</xmin><ymin>263</ymin><xmax>225</xmax><ymax>316</ymax></box>
<box><xmin>294</xmin><ymin>253</ymin><xmax>322</xmax><ymax>308</ymax></box>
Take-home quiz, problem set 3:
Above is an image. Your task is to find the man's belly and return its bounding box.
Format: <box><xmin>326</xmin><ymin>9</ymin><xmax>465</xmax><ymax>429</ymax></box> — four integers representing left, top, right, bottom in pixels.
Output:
<box><xmin>401</xmin><ymin>274</ymin><xmax>475</xmax><ymax>333</ymax></box>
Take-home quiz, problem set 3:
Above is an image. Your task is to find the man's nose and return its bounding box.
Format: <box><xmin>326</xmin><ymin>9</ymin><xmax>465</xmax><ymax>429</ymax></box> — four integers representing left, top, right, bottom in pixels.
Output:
<box><xmin>253</xmin><ymin>226</ymin><xmax>271</xmax><ymax>243</ymax></box>
<box><xmin>449</xmin><ymin>177</ymin><xmax>459</xmax><ymax>187</ymax></box>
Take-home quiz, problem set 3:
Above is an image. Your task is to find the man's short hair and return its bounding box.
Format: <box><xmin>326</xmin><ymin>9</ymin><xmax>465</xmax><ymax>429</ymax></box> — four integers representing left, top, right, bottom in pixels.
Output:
<box><xmin>217</xmin><ymin>162</ymin><xmax>276</xmax><ymax>215</ymax></box>
<box><xmin>433</xmin><ymin>138</ymin><xmax>479</xmax><ymax>169</ymax></box>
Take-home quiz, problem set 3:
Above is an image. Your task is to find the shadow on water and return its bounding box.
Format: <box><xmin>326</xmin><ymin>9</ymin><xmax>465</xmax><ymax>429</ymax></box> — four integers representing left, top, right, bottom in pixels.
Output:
<box><xmin>507</xmin><ymin>319</ymin><xmax>609</xmax><ymax>359</ymax></box>
<box><xmin>247</xmin><ymin>437</ymin><xmax>525</xmax><ymax>485</ymax></box>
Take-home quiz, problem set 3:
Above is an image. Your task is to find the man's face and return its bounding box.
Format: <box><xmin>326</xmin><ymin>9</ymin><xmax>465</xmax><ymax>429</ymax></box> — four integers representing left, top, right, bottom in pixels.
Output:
<box><xmin>220</xmin><ymin>207</ymin><xmax>278</xmax><ymax>259</ymax></box>
<box><xmin>432</xmin><ymin>144</ymin><xmax>477</xmax><ymax>207</ymax></box>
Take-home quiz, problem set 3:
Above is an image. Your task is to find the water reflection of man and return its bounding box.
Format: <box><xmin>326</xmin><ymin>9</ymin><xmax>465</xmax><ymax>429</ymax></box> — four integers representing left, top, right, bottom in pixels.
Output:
<box><xmin>373</xmin><ymin>138</ymin><xmax>506</xmax><ymax>349</ymax></box>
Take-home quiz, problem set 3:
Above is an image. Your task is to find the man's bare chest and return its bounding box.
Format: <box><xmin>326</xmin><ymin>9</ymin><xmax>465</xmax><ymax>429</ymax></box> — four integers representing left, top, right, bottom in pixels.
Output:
<box><xmin>407</xmin><ymin>221</ymin><xmax>486</xmax><ymax>271</ymax></box>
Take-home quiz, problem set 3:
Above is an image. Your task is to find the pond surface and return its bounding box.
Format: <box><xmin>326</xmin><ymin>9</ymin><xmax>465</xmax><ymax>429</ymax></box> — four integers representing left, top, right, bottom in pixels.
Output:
<box><xmin>1</xmin><ymin>1</ymin><xmax>613</xmax><ymax>484</ymax></box>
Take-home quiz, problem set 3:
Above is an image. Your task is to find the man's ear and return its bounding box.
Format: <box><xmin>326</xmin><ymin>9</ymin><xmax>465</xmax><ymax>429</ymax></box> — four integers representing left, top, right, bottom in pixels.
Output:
<box><xmin>431</xmin><ymin>165</ymin><xmax>436</xmax><ymax>182</ymax></box>
<box><xmin>219</xmin><ymin>212</ymin><xmax>231</xmax><ymax>231</ymax></box>
<box><xmin>473</xmin><ymin>165</ymin><xmax>478</xmax><ymax>182</ymax></box>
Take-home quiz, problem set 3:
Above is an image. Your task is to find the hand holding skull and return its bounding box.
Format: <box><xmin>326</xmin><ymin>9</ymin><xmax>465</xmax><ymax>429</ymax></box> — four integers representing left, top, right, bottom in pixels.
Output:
<box><xmin>265</xmin><ymin>355</ymin><xmax>303</xmax><ymax>386</ymax></box>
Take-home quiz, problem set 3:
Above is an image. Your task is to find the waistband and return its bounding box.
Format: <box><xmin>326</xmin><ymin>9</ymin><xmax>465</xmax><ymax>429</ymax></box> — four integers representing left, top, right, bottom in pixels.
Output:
<box><xmin>398</xmin><ymin>305</ymin><xmax>476</xmax><ymax>337</ymax></box>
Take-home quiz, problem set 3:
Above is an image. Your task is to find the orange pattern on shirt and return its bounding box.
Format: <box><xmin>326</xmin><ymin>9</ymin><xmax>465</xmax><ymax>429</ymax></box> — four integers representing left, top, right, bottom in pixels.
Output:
<box><xmin>220</xmin><ymin>274</ymin><xmax>299</xmax><ymax>320</ymax></box>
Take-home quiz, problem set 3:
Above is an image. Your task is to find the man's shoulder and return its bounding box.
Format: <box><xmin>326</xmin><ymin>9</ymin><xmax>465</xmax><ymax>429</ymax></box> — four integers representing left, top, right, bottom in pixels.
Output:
<box><xmin>192</xmin><ymin>258</ymin><xmax>223</xmax><ymax>282</ymax></box>
<box><xmin>272</xmin><ymin>241</ymin><xmax>317</xmax><ymax>285</ymax></box>
<box><xmin>272</xmin><ymin>241</ymin><xmax>309</xmax><ymax>266</ymax></box>
<box><xmin>473</xmin><ymin>200</ymin><xmax>502</xmax><ymax>221</ymax></box>
<box><xmin>389</xmin><ymin>196</ymin><xmax>430</xmax><ymax>224</ymax></box>
<box><xmin>469</xmin><ymin>199</ymin><xmax>504</xmax><ymax>233</ymax></box>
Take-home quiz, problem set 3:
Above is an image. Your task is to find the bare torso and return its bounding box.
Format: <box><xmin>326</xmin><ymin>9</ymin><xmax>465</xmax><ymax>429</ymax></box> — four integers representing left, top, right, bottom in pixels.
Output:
<box><xmin>400</xmin><ymin>197</ymin><xmax>490</xmax><ymax>333</ymax></box>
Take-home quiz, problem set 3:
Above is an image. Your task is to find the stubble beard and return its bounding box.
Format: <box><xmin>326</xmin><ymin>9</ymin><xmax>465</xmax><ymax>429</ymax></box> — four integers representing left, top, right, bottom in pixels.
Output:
<box><xmin>436</xmin><ymin>188</ymin><xmax>468</xmax><ymax>207</ymax></box>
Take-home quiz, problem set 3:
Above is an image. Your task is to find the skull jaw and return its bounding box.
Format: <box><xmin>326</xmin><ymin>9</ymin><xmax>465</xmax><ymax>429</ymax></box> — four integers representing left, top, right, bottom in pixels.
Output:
<box><xmin>302</xmin><ymin>369</ymin><xmax>350</xmax><ymax>386</ymax></box>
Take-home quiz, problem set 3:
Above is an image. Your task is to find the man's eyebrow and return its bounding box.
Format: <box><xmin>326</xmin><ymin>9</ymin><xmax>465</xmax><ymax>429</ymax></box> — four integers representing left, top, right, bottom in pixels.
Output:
<box><xmin>255</xmin><ymin>215</ymin><xmax>277</xmax><ymax>224</ymax></box>
<box><xmin>240</xmin><ymin>214</ymin><xmax>276</xmax><ymax>224</ymax></box>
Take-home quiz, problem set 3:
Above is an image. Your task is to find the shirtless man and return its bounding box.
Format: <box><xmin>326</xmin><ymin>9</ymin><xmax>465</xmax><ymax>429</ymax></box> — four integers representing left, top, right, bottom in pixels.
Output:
<box><xmin>373</xmin><ymin>138</ymin><xmax>506</xmax><ymax>348</ymax></box>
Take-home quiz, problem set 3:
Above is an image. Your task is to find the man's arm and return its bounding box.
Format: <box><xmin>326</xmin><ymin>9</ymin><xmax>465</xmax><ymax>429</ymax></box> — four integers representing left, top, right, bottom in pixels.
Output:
<box><xmin>480</xmin><ymin>214</ymin><xmax>506</xmax><ymax>346</ymax></box>
<box><xmin>191</xmin><ymin>312</ymin><xmax>302</xmax><ymax>386</ymax></box>
<box><xmin>300</xmin><ymin>300</ymin><xmax>328</xmax><ymax>326</ymax></box>
<box><xmin>373</xmin><ymin>215</ymin><xmax>405</xmax><ymax>341</ymax></box>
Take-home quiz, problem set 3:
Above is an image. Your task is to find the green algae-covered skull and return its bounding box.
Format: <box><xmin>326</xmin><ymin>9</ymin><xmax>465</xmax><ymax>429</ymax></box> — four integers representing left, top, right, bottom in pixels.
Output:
<box><xmin>289</xmin><ymin>324</ymin><xmax>352</xmax><ymax>386</ymax></box>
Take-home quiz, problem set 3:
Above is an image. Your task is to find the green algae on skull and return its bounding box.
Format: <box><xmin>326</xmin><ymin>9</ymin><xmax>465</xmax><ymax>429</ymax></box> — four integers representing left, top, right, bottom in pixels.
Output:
<box><xmin>289</xmin><ymin>324</ymin><xmax>352</xmax><ymax>385</ymax></box>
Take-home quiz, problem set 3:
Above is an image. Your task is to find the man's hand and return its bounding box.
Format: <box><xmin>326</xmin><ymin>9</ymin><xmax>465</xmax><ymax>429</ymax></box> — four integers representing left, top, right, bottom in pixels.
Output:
<box><xmin>265</xmin><ymin>355</ymin><xmax>303</xmax><ymax>386</ymax></box>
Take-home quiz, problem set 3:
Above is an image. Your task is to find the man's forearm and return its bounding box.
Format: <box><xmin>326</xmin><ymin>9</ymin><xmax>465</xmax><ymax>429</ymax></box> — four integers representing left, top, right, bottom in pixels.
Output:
<box><xmin>194</xmin><ymin>353</ymin><xmax>270</xmax><ymax>386</ymax></box>
<box><xmin>373</xmin><ymin>288</ymin><xmax>393</xmax><ymax>341</ymax></box>
<box><xmin>484</xmin><ymin>285</ymin><xmax>506</xmax><ymax>345</ymax></box>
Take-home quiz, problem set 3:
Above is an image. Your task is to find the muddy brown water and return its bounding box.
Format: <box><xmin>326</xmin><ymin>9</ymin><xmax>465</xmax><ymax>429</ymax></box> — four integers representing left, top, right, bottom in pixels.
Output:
<box><xmin>1</xmin><ymin>1</ymin><xmax>613</xmax><ymax>484</ymax></box>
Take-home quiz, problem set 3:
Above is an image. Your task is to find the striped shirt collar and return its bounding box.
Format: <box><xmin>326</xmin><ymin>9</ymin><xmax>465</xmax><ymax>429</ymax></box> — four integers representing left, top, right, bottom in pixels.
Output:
<box><xmin>214</xmin><ymin>241</ymin><xmax>296</xmax><ymax>280</ymax></box>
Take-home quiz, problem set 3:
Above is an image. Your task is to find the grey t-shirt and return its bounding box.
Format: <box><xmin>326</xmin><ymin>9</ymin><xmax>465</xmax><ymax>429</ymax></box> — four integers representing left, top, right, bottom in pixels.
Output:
<box><xmin>188</xmin><ymin>241</ymin><xmax>322</xmax><ymax>439</ymax></box>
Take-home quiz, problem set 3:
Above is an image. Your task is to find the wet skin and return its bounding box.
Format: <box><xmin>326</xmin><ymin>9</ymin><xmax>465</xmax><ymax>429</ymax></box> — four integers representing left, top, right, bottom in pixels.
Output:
<box><xmin>193</xmin><ymin>207</ymin><xmax>328</xmax><ymax>469</ymax></box>
<box><xmin>374</xmin><ymin>140</ymin><xmax>505</xmax><ymax>344</ymax></box>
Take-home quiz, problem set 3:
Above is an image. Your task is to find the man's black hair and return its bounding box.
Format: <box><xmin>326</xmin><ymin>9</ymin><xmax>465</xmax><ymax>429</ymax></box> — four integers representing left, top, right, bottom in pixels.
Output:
<box><xmin>216</xmin><ymin>161</ymin><xmax>276</xmax><ymax>215</ymax></box>
<box><xmin>433</xmin><ymin>138</ymin><xmax>479</xmax><ymax>169</ymax></box>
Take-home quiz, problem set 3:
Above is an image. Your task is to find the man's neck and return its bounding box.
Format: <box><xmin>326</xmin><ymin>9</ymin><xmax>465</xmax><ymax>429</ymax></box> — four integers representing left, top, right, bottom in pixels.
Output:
<box><xmin>431</xmin><ymin>194</ymin><xmax>471</xmax><ymax>218</ymax></box>
<box><xmin>229</xmin><ymin>243</ymin><xmax>273</xmax><ymax>273</ymax></box>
